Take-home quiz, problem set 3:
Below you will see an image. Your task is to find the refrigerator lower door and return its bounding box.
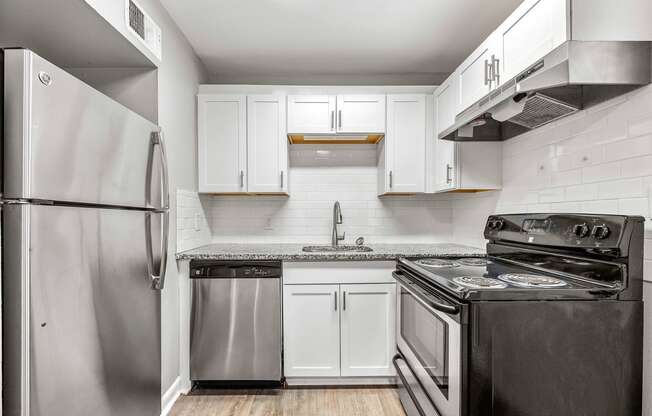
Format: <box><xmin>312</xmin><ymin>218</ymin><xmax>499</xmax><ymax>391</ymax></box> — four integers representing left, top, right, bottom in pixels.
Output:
<box><xmin>3</xmin><ymin>49</ymin><xmax>167</xmax><ymax>210</ymax></box>
<box><xmin>2</xmin><ymin>204</ymin><xmax>164</xmax><ymax>416</ymax></box>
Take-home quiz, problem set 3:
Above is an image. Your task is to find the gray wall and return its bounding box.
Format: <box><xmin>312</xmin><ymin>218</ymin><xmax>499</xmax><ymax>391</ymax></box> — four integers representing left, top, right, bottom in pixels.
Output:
<box><xmin>82</xmin><ymin>0</ymin><xmax>207</xmax><ymax>396</ymax></box>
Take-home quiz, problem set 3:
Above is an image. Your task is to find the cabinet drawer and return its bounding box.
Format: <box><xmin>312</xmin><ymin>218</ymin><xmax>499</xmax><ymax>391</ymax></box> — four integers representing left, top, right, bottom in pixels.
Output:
<box><xmin>283</xmin><ymin>261</ymin><xmax>396</xmax><ymax>285</ymax></box>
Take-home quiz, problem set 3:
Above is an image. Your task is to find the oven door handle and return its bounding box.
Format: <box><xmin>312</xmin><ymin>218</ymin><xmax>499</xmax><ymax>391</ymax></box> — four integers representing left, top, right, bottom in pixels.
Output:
<box><xmin>393</xmin><ymin>271</ymin><xmax>460</xmax><ymax>315</ymax></box>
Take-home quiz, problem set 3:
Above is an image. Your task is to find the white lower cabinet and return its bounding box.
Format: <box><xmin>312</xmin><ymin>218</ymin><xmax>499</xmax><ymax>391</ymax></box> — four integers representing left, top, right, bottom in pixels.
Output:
<box><xmin>283</xmin><ymin>284</ymin><xmax>340</xmax><ymax>377</ymax></box>
<box><xmin>340</xmin><ymin>284</ymin><xmax>396</xmax><ymax>377</ymax></box>
<box><xmin>283</xmin><ymin>264</ymin><xmax>397</xmax><ymax>380</ymax></box>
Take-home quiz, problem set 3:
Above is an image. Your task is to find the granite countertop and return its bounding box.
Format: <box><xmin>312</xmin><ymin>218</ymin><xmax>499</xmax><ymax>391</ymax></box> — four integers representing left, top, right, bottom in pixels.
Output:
<box><xmin>176</xmin><ymin>243</ymin><xmax>485</xmax><ymax>262</ymax></box>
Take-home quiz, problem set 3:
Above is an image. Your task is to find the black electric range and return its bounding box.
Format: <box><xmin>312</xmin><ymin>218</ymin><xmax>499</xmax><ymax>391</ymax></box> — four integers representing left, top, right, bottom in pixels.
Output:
<box><xmin>393</xmin><ymin>213</ymin><xmax>644</xmax><ymax>416</ymax></box>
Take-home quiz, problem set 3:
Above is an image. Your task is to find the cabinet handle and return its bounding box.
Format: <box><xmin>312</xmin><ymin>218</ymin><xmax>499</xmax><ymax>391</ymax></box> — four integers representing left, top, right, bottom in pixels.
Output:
<box><xmin>331</xmin><ymin>110</ymin><xmax>335</xmax><ymax>130</ymax></box>
<box><xmin>343</xmin><ymin>291</ymin><xmax>346</xmax><ymax>310</ymax></box>
<box><xmin>334</xmin><ymin>291</ymin><xmax>338</xmax><ymax>310</ymax></box>
<box><xmin>338</xmin><ymin>110</ymin><xmax>342</xmax><ymax>128</ymax></box>
<box><xmin>446</xmin><ymin>164</ymin><xmax>452</xmax><ymax>184</ymax></box>
<box><xmin>484</xmin><ymin>59</ymin><xmax>491</xmax><ymax>86</ymax></box>
<box><xmin>492</xmin><ymin>55</ymin><xmax>500</xmax><ymax>85</ymax></box>
<box><xmin>240</xmin><ymin>170</ymin><xmax>244</xmax><ymax>187</ymax></box>
<box><xmin>389</xmin><ymin>171</ymin><xmax>393</xmax><ymax>188</ymax></box>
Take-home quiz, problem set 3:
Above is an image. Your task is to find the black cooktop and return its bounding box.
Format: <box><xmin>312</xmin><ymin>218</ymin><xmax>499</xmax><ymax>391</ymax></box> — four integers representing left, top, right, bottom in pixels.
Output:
<box><xmin>397</xmin><ymin>256</ymin><xmax>622</xmax><ymax>301</ymax></box>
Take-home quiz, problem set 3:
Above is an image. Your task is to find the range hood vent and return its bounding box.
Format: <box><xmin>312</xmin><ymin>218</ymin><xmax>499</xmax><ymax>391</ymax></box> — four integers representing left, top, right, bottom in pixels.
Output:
<box><xmin>508</xmin><ymin>92</ymin><xmax>579</xmax><ymax>129</ymax></box>
<box><xmin>440</xmin><ymin>41</ymin><xmax>651</xmax><ymax>142</ymax></box>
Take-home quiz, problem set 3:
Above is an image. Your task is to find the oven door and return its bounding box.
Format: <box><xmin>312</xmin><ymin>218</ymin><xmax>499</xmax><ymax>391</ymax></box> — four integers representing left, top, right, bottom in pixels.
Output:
<box><xmin>395</xmin><ymin>271</ymin><xmax>463</xmax><ymax>416</ymax></box>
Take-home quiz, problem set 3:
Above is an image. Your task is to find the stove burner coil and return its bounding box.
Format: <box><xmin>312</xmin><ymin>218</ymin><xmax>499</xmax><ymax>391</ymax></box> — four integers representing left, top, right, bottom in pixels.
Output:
<box><xmin>452</xmin><ymin>276</ymin><xmax>508</xmax><ymax>289</ymax></box>
<box><xmin>415</xmin><ymin>258</ymin><xmax>461</xmax><ymax>268</ymax></box>
<box><xmin>457</xmin><ymin>258</ymin><xmax>489</xmax><ymax>267</ymax></box>
<box><xmin>497</xmin><ymin>273</ymin><xmax>568</xmax><ymax>288</ymax></box>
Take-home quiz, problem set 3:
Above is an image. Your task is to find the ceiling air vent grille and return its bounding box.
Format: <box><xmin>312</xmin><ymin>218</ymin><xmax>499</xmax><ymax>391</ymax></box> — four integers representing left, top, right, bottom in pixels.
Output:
<box><xmin>125</xmin><ymin>0</ymin><xmax>162</xmax><ymax>61</ymax></box>
<box><xmin>128</xmin><ymin>0</ymin><xmax>145</xmax><ymax>38</ymax></box>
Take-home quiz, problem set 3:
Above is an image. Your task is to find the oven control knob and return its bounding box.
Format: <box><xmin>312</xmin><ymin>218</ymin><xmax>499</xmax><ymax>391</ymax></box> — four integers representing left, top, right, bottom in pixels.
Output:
<box><xmin>573</xmin><ymin>223</ymin><xmax>590</xmax><ymax>238</ymax></box>
<box><xmin>487</xmin><ymin>219</ymin><xmax>504</xmax><ymax>230</ymax></box>
<box><xmin>591</xmin><ymin>224</ymin><xmax>610</xmax><ymax>240</ymax></box>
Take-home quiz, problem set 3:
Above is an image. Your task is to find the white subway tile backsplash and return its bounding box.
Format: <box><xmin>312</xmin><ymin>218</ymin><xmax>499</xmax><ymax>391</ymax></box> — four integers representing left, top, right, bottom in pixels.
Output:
<box><xmin>187</xmin><ymin>146</ymin><xmax>453</xmax><ymax>245</ymax></box>
<box><xmin>582</xmin><ymin>161</ymin><xmax>621</xmax><ymax>183</ymax></box>
<box><xmin>450</xmin><ymin>83</ymin><xmax>652</xmax><ymax>249</ymax></box>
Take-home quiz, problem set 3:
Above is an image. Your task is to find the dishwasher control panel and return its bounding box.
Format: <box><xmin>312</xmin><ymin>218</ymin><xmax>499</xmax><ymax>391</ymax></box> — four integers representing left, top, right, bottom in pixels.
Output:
<box><xmin>190</xmin><ymin>261</ymin><xmax>282</xmax><ymax>279</ymax></box>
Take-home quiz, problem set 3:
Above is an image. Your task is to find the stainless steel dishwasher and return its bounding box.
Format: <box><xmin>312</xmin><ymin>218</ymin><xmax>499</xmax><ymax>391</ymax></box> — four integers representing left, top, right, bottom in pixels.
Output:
<box><xmin>189</xmin><ymin>261</ymin><xmax>282</xmax><ymax>384</ymax></box>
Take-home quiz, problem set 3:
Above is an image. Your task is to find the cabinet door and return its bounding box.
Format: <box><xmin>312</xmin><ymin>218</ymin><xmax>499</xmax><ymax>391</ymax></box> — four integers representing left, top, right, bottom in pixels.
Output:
<box><xmin>287</xmin><ymin>95</ymin><xmax>336</xmax><ymax>134</ymax></box>
<box><xmin>336</xmin><ymin>95</ymin><xmax>386</xmax><ymax>133</ymax></box>
<box><xmin>283</xmin><ymin>284</ymin><xmax>340</xmax><ymax>377</ymax></box>
<box><xmin>384</xmin><ymin>95</ymin><xmax>426</xmax><ymax>194</ymax></box>
<box><xmin>435</xmin><ymin>72</ymin><xmax>460</xmax><ymax>135</ymax></box>
<box><xmin>247</xmin><ymin>95</ymin><xmax>288</xmax><ymax>194</ymax></box>
<box><xmin>340</xmin><ymin>284</ymin><xmax>396</xmax><ymax>377</ymax></box>
<box><xmin>198</xmin><ymin>94</ymin><xmax>247</xmax><ymax>193</ymax></box>
<box><xmin>457</xmin><ymin>38</ymin><xmax>497</xmax><ymax>112</ymax></box>
<box><xmin>434</xmin><ymin>136</ymin><xmax>457</xmax><ymax>192</ymax></box>
<box><xmin>498</xmin><ymin>0</ymin><xmax>568</xmax><ymax>82</ymax></box>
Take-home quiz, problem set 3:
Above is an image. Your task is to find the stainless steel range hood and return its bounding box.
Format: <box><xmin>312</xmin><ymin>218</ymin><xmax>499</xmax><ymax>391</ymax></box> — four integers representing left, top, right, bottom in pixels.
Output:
<box><xmin>440</xmin><ymin>41</ymin><xmax>652</xmax><ymax>142</ymax></box>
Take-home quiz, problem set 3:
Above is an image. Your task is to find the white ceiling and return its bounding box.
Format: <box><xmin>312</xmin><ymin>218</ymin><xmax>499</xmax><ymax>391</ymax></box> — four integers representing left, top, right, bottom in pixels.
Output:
<box><xmin>161</xmin><ymin>0</ymin><xmax>523</xmax><ymax>85</ymax></box>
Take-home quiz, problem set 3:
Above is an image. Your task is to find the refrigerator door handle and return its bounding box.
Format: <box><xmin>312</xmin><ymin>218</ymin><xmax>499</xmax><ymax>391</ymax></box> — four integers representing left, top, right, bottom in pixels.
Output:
<box><xmin>146</xmin><ymin>211</ymin><xmax>169</xmax><ymax>290</ymax></box>
<box><xmin>149</xmin><ymin>130</ymin><xmax>170</xmax><ymax>210</ymax></box>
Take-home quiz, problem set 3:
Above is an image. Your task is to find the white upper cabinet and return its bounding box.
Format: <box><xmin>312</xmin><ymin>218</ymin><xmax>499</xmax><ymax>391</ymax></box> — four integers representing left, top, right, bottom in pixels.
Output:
<box><xmin>247</xmin><ymin>95</ymin><xmax>288</xmax><ymax>194</ymax></box>
<box><xmin>340</xmin><ymin>283</ymin><xmax>396</xmax><ymax>377</ymax></box>
<box><xmin>497</xmin><ymin>0</ymin><xmax>569</xmax><ymax>82</ymax></box>
<box><xmin>283</xmin><ymin>284</ymin><xmax>341</xmax><ymax>378</ymax></box>
<box><xmin>457</xmin><ymin>36</ymin><xmax>501</xmax><ymax>112</ymax></box>
<box><xmin>198</xmin><ymin>94</ymin><xmax>247</xmax><ymax>193</ymax></box>
<box><xmin>288</xmin><ymin>94</ymin><xmax>386</xmax><ymax>135</ymax></box>
<box><xmin>432</xmin><ymin>135</ymin><xmax>457</xmax><ymax>193</ymax></box>
<box><xmin>336</xmin><ymin>95</ymin><xmax>386</xmax><ymax>133</ymax></box>
<box><xmin>379</xmin><ymin>95</ymin><xmax>428</xmax><ymax>195</ymax></box>
<box><xmin>435</xmin><ymin>72</ymin><xmax>460</xmax><ymax>135</ymax></box>
<box><xmin>287</xmin><ymin>95</ymin><xmax>336</xmax><ymax>134</ymax></box>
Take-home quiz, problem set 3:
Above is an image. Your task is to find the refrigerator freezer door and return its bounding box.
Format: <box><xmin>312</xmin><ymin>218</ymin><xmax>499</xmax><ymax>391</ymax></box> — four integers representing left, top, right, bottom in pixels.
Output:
<box><xmin>3</xmin><ymin>49</ymin><xmax>167</xmax><ymax>210</ymax></box>
<box><xmin>2</xmin><ymin>204</ymin><xmax>165</xmax><ymax>416</ymax></box>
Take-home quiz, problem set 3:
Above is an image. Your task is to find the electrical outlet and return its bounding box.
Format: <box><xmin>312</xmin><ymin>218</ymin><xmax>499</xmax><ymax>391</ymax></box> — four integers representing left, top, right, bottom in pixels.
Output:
<box><xmin>264</xmin><ymin>218</ymin><xmax>273</xmax><ymax>230</ymax></box>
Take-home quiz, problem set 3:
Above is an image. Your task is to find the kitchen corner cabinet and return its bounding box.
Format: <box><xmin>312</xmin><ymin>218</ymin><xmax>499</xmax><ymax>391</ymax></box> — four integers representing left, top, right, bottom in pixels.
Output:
<box><xmin>378</xmin><ymin>94</ymin><xmax>430</xmax><ymax>195</ymax></box>
<box><xmin>198</xmin><ymin>93</ymin><xmax>288</xmax><ymax>194</ymax></box>
<box><xmin>287</xmin><ymin>94</ymin><xmax>385</xmax><ymax>135</ymax></box>
<box><xmin>432</xmin><ymin>139</ymin><xmax>502</xmax><ymax>193</ymax></box>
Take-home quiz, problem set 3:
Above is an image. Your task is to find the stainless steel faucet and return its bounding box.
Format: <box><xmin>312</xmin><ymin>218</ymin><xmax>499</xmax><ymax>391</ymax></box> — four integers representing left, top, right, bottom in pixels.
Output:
<box><xmin>332</xmin><ymin>201</ymin><xmax>345</xmax><ymax>247</ymax></box>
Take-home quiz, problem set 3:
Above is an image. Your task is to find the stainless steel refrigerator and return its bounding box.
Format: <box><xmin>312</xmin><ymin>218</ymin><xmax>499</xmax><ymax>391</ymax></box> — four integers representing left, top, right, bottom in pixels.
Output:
<box><xmin>1</xmin><ymin>49</ymin><xmax>169</xmax><ymax>415</ymax></box>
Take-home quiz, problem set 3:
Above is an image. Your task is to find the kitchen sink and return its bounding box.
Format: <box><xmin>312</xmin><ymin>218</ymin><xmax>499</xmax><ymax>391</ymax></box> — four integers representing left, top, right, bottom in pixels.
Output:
<box><xmin>302</xmin><ymin>245</ymin><xmax>373</xmax><ymax>253</ymax></box>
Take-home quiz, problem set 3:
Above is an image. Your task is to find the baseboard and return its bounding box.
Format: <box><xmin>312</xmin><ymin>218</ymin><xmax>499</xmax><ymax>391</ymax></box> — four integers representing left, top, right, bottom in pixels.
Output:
<box><xmin>161</xmin><ymin>376</ymin><xmax>183</xmax><ymax>416</ymax></box>
<box><xmin>285</xmin><ymin>376</ymin><xmax>396</xmax><ymax>387</ymax></box>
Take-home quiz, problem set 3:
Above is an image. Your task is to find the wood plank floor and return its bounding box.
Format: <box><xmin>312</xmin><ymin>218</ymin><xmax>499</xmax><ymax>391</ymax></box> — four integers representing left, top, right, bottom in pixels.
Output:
<box><xmin>169</xmin><ymin>387</ymin><xmax>406</xmax><ymax>416</ymax></box>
